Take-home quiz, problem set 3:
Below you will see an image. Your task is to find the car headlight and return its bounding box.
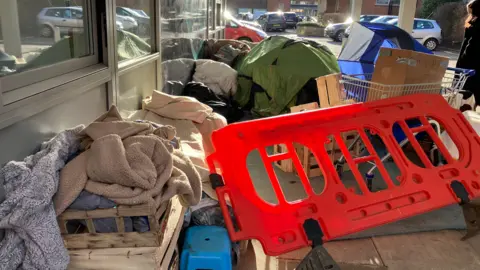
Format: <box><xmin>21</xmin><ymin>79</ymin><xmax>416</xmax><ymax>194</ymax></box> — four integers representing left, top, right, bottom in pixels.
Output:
<box><xmin>256</xmin><ymin>30</ymin><xmax>267</xmax><ymax>38</ymax></box>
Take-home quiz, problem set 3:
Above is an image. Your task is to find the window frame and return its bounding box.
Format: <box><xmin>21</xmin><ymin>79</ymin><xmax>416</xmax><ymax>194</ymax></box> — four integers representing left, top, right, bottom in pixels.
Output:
<box><xmin>0</xmin><ymin>0</ymin><xmax>99</xmax><ymax>98</ymax></box>
<box><xmin>414</xmin><ymin>20</ymin><xmax>434</xmax><ymax>30</ymax></box>
<box><xmin>375</xmin><ymin>0</ymin><xmax>400</xmax><ymax>6</ymax></box>
<box><xmin>116</xmin><ymin>0</ymin><xmax>157</xmax><ymax>70</ymax></box>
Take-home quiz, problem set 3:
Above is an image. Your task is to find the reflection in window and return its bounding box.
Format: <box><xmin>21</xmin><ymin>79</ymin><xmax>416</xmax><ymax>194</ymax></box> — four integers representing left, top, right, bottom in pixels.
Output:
<box><xmin>115</xmin><ymin>0</ymin><xmax>153</xmax><ymax>62</ymax></box>
<box><xmin>208</xmin><ymin>0</ymin><xmax>214</xmax><ymax>31</ymax></box>
<box><xmin>0</xmin><ymin>0</ymin><xmax>91</xmax><ymax>77</ymax></box>
<box><xmin>160</xmin><ymin>0</ymin><xmax>208</xmax><ymax>61</ymax></box>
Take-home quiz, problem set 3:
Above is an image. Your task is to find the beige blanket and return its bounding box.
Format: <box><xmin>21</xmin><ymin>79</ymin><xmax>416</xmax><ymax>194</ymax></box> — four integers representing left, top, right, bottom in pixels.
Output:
<box><xmin>137</xmin><ymin>90</ymin><xmax>227</xmax><ymax>199</ymax></box>
<box><xmin>54</xmin><ymin>106</ymin><xmax>202</xmax><ymax>215</ymax></box>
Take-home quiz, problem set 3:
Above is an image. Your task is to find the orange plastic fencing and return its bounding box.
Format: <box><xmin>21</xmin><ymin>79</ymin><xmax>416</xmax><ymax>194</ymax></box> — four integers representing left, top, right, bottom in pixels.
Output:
<box><xmin>207</xmin><ymin>94</ymin><xmax>480</xmax><ymax>256</ymax></box>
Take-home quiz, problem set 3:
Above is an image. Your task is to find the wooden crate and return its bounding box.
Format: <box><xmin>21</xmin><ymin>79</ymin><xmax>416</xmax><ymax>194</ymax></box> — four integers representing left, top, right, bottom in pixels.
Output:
<box><xmin>297</xmin><ymin>132</ymin><xmax>360</xmax><ymax>177</ymax></box>
<box><xmin>273</xmin><ymin>144</ymin><xmax>294</xmax><ymax>173</ymax></box>
<box><xmin>59</xmin><ymin>196</ymin><xmax>183</xmax><ymax>250</ymax></box>
<box><xmin>66</xmin><ymin>196</ymin><xmax>185</xmax><ymax>269</ymax></box>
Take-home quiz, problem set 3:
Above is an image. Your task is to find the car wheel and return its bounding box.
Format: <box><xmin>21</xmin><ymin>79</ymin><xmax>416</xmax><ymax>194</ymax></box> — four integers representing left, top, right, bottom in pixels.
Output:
<box><xmin>238</xmin><ymin>37</ymin><xmax>253</xmax><ymax>42</ymax></box>
<box><xmin>335</xmin><ymin>30</ymin><xmax>345</xmax><ymax>42</ymax></box>
<box><xmin>40</xmin><ymin>25</ymin><xmax>53</xmax><ymax>38</ymax></box>
<box><xmin>424</xmin><ymin>38</ymin><xmax>439</xmax><ymax>51</ymax></box>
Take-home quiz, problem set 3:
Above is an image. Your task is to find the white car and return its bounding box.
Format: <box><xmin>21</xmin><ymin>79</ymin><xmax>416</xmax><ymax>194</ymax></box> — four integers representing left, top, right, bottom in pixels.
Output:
<box><xmin>345</xmin><ymin>15</ymin><xmax>398</xmax><ymax>37</ymax></box>
<box><xmin>116</xmin><ymin>14</ymin><xmax>138</xmax><ymax>31</ymax></box>
<box><xmin>386</xmin><ymin>18</ymin><xmax>442</xmax><ymax>51</ymax></box>
<box><xmin>37</xmin><ymin>7</ymin><xmax>136</xmax><ymax>37</ymax></box>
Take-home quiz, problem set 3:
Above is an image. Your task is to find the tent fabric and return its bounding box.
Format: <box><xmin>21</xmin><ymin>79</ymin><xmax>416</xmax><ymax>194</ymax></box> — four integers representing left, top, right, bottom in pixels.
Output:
<box><xmin>339</xmin><ymin>22</ymin><xmax>432</xmax><ymax>75</ymax></box>
<box><xmin>234</xmin><ymin>36</ymin><xmax>340</xmax><ymax>117</ymax></box>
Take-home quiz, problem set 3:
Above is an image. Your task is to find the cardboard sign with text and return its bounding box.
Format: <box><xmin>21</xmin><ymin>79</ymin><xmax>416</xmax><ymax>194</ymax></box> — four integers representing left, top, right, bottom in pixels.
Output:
<box><xmin>367</xmin><ymin>48</ymin><xmax>449</xmax><ymax>101</ymax></box>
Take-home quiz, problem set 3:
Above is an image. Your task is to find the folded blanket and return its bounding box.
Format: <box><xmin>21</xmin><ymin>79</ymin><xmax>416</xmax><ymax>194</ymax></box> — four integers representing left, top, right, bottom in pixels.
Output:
<box><xmin>142</xmin><ymin>91</ymin><xmax>228</xmax><ymax>200</ymax></box>
<box><xmin>144</xmin><ymin>90</ymin><xmax>227</xmax><ymax>156</ymax></box>
<box><xmin>0</xmin><ymin>126</ymin><xmax>83</xmax><ymax>270</ymax></box>
<box><xmin>54</xmin><ymin>106</ymin><xmax>202</xmax><ymax>216</ymax></box>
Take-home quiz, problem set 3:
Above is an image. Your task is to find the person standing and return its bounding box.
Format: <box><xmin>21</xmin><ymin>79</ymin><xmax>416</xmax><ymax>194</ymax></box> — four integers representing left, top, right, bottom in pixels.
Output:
<box><xmin>457</xmin><ymin>0</ymin><xmax>480</xmax><ymax>107</ymax></box>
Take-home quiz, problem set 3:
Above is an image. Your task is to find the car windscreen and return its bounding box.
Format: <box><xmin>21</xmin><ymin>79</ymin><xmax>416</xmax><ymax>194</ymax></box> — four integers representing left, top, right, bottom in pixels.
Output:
<box><xmin>284</xmin><ymin>13</ymin><xmax>296</xmax><ymax>20</ymax></box>
<box><xmin>370</xmin><ymin>16</ymin><xmax>395</xmax><ymax>23</ymax></box>
<box><xmin>268</xmin><ymin>14</ymin><xmax>284</xmax><ymax>21</ymax></box>
<box><xmin>229</xmin><ymin>18</ymin><xmax>244</xmax><ymax>27</ymax></box>
<box><xmin>360</xmin><ymin>16</ymin><xmax>378</xmax><ymax>22</ymax></box>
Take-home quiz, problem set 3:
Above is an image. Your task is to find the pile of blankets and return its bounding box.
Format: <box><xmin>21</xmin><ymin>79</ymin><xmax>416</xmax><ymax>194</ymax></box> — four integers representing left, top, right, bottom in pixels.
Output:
<box><xmin>162</xmin><ymin>58</ymin><xmax>244</xmax><ymax>123</ymax></box>
<box><xmin>54</xmin><ymin>106</ymin><xmax>202</xmax><ymax>217</ymax></box>
<box><xmin>0</xmin><ymin>101</ymin><xmax>207</xmax><ymax>269</ymax></box>
<box><xmin>0</xmin><ymin>127</ymin><xmax>82</xmax><ymax>269</ymax></box>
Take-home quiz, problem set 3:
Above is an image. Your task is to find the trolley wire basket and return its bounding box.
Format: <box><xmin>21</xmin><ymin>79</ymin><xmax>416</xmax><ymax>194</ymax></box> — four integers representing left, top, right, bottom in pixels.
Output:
<box><xmin>332</xmin><ymin>67</ymin><xmax>475</xmax><ymax>188</ymax></box>
<box><xmin>338</xmin><ymin>67</ymin><xmax>475</xmax><ymax>104</ymax></box>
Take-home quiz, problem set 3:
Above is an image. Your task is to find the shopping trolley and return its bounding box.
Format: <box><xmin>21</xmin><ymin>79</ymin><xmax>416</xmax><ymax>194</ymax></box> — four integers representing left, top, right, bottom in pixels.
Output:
<box><xmin>333</xmin><ymin>67</ymin><xmax>476</xmax><ymax>190</ymax></box>
<box><xmin>339</xmin><ymin>67</ymin><xmax>476</xmax><ymax>107</ymax></box>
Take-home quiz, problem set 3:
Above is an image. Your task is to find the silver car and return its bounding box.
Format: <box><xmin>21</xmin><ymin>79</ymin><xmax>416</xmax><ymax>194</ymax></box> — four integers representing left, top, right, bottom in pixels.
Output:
<box><xmin>37</xmin><ymin>7</ymin><xmax>136</xmax><ymax>37</ymax></box>
<box><xmin>387</xmin><ymin>18</ymin><xmax>443</xmax><ymax>51</ymax></box>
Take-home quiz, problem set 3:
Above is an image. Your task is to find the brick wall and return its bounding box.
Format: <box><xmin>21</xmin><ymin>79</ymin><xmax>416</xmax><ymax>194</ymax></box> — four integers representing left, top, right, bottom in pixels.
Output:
<box><xmin>227</xmin><ymin>0</ymin><xmax>268</xmax><ymax>13</ymax></box>
<box><xmin>329</xmin><ymin>0</ymin><xmax>423</xmax><ymax>16</ymax></box>
<box><xmin>267</xmin><ymin>0</ymin><xmax>292</xmax><ymax>11</ymax></box>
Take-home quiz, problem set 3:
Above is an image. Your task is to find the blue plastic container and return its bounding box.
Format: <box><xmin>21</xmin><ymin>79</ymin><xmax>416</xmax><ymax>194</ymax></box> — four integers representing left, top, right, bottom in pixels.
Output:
<box><xmin>180</xmin><ymin>226</ymin><xmax>232</xmax><ymax>270</ymax></box>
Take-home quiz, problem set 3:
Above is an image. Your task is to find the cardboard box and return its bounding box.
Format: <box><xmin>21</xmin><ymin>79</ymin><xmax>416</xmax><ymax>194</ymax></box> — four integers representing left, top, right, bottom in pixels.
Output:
<box><xmin>316</xmin><ymin>73</ymin><xmax>344</xmax><ymax>108</ymax></box>
<box><xmin>368</xmin><ymin>48</ymin><xmax>449</xmax><ymax>101</ymax></box>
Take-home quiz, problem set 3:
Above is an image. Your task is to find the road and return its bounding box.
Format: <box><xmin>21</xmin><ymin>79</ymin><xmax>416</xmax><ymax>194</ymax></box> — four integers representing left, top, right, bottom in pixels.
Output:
<box><xmin>266</xmin><ymin>29</ymin><xmax>459</xmax><ymax>67</ymax></box>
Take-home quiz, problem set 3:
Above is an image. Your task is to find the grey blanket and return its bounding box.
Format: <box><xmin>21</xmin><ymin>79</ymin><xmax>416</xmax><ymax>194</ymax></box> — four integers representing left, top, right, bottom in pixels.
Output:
<box><xmin>0</xmin><ymin>126</ymin><xmax>83</xmax><ymax>270</ymax></box>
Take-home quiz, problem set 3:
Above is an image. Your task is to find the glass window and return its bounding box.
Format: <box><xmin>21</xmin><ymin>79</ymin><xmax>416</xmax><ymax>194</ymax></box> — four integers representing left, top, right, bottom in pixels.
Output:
<box><xmin>268</xmin><ymin>14</ymin><xmax>284</xmax><ymax>21</ymax></box>
<box><xmin>160</xmin><ymin>0</ymin><xmax>207</xmax><ymax>61</ymax></box>
<box><xmin>208</xmin><ymin>0</ymin><xmax>214</xmax><ymax>31</ymax></box>
<box><xmin>115</xmin><ymin>1</ymin><xmax>154</xmax><ymax>63</ymax></box>
<box><xmin>414</xmin><ymin>20</ymin><xmax>434</xmax><ymax>30</ymax></box>
<box><xmin>228</xmin><ymin>19</ymin><xmax>239</xmax><ymax>28</ymax></box>
<box><xmin>0</xmin><ymin>1</ymin><xmax>94</xmax><ymax>86</ymax></box>
<box><xmin>376</xmin><ymin>0</ymin><xmax>399</xmax><ymax>5</ymax></box>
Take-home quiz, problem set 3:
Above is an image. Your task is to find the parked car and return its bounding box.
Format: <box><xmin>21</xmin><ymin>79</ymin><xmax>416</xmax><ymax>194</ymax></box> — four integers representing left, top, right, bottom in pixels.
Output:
<box><xmin>116</xmin><ymin>6</ymin><xmax>150</xmax><ymax>35</ymax></box>
<box><xmin>115</xmin><ymin>15</ymin><xmax>138</xmax><ymax>32</ymax></box>
<box><xmin>283</xmin><ymin>12</ymin><xmax>300</xmax><ymax>29</ymax></box>
<box><xmin>344</xmin><ymin>15</ymin><xmax>396</xmax><ymax>38</ymax></box>
<box><xmin>326</xmin><ymin>15</ymin><xmax>380</xmax><ymax>42</ymax></box>
<box><xmin>386</xmin><ymin>18</ymin><xmax>443</xmax><ymax>51</ymax></box>
<box><xmin>257</xmin><ymin>12</ymin><xmax>287</xmax><ymax>32</ymax></box>
<box><xmin>225</xmin><ymin>17</ymin><xmax>267</xmax><ymax>42</ymax></box>
<box><xmin>370</xmin><ymin>15</ymin><xmax>398</xmax><ymax>24</ymax></box>
<box><xmin>240</xmin><ymin>20</ymin><xmax>262</xmax><ymax>30</ymax></box>
<box><xmin>37</xmin><ymin>7</ymin><xmax>131</xmax><ymax>37</ymax></box>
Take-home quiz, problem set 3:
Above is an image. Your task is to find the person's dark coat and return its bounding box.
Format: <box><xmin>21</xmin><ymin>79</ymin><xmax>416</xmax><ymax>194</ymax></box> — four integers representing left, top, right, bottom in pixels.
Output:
<box><xmin>457</xmin><ymin>18</ymin><xmax>480</xmax><ymax>102</ymax></box>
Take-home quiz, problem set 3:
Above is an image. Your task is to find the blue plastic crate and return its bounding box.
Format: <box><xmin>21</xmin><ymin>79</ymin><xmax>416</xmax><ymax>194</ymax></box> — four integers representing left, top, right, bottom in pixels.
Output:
<box><xmin>180</xmin><ymin>226</ymin><xmax>232</xmax><ymax>270</ymax></box>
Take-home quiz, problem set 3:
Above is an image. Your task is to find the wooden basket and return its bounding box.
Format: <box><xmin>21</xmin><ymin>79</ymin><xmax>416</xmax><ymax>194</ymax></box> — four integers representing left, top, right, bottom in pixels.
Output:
<box><xmin>66</xmin><ymin>196</ymin><xmax>186</xmax><ymax>269</ymax></box>
<box><xmin>58</xmin><ymin>196</ymin><xmax>183</xmax><ymax>250</ymax></box>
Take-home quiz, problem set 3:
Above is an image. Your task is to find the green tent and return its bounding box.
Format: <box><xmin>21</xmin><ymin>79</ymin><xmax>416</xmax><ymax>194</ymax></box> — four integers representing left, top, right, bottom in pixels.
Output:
<box><xmin>234</xmin><ymin>36</ymin><xmax>340</xmax><ymax>117</ymax></box>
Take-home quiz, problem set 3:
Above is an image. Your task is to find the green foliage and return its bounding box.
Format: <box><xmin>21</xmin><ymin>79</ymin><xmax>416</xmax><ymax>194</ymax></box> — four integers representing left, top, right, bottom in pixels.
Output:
<box><xmin>420</xmin><ymin>0</ymin><xmax>463</xmax><ymax>18</ymax></box>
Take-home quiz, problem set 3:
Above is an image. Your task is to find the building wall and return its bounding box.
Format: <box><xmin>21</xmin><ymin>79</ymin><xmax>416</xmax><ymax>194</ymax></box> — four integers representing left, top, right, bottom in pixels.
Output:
<box><xmin>326</xmin><ymin>0</ymin><xmax>350</xmax><ymax>13</ymax></box>
<box><xmin>227</xmin><ymin>0</ymin><xmax>267</xmax><ymax>14</ymax></box>
<box><xmin>267</xmin><ymin>0</ymin><xmax>291</xmax><ymax>12</ymax></box>
<box><xmin>363</xmin><ymin>0</ymin><xmax>422</xmax><ymax>15</ymax></box>
<box><xmin>330</xmin><ymin>0</ymin><xmax>423</xmax><ymax>16</ymax></box>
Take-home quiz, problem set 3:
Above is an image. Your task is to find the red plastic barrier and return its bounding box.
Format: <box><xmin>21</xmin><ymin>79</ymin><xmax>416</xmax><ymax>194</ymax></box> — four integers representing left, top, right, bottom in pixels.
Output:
<box><xmin>207</xmin><ymin>94</ymin><xmax>480</xmax><ymax>256</ymax></box>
